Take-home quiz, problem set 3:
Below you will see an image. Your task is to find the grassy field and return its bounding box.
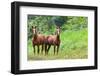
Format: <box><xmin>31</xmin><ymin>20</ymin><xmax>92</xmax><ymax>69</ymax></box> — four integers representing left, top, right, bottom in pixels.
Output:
<box><xmin>27</xmin><ymin>28</ymin><xmax>88</xmax><ymax>60</ymax></box>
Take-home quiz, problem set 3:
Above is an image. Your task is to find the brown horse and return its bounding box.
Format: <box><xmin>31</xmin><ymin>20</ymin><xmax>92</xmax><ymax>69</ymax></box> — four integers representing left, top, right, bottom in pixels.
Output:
<box><xmin>45</xmin><ymin>26</ymin><xmax>61</xmax><ymax>55</ymax></box>
<box><xmin>32</xmin><ymin>26</ymin><xmax>45</xmax><ymax>54</ymax></box>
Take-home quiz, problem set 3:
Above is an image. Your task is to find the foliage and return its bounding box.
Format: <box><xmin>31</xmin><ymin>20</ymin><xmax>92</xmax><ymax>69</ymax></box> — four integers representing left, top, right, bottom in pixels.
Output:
<box><xmin>28</xmin><ymin>15</ymin><xmax>87</xmax><ymax>39</ymax></box>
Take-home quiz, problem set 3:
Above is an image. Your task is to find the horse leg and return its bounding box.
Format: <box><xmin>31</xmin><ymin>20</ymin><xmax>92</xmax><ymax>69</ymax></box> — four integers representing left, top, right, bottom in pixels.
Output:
<box><xmin>45</xmin><ymin>44</ymin><xmax>47</xmax><ymax>55</ymax></box>
<box><xmin>57</xmin><ymin>45</ymin><xmax>59</xmax><ymax>55</ymax></box>
<box><xmin>37</xmin><ymin>45</ymin><xmax>40</xmax><ymax>54</ymax></box>
<box><xmin>54</xmin><ymin>45</ymin><xmax>56</xmax><ymax>55</ymax></box>
<box><xmin>47</xmin><ymin>45</ymin><xmax>51</xmax><ymax>55</ymax></box>
<box><xmin>33</xmin><ymin>45</ymin><xmax>35</xmax><ymax>54</ymax></box>
<box><xmin>41</xmin><ymin>44</ymin><xmax>44</xmax><ymax>54</ymax></box>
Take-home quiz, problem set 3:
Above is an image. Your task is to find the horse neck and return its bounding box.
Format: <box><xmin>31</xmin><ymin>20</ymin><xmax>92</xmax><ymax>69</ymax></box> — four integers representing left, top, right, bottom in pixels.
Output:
<box><xmin>56</xmin><ymin>34</ymin><xmax>60</xmax><ymax>40</ymax></box>
<box><xmin>33</xmin><ymin>34</ymin><xmax>38</xmax><ymax>40</ymax></box>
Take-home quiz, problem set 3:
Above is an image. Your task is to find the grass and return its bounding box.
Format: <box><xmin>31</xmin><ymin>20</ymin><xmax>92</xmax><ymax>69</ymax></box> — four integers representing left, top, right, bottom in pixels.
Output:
<box><xmin>27</xmin><ymin>28</ymin><xmax>88</xmax><ymax>61</ymax></box>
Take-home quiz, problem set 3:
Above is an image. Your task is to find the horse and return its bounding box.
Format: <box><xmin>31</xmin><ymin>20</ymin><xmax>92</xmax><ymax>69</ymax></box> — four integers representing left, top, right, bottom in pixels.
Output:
<box><xmin>45</xmin><ymin>26</ymin><xmax>61</xmax><ymax>55</ymax></box>
<box><xmin>32</xmin><ymin>26</ymin><xmax>45</xmax><ymax>54</ymax></box>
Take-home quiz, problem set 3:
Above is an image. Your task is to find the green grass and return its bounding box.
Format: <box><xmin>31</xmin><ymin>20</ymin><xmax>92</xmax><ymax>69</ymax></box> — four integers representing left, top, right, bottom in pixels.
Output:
<box><xmin>27</xmin><ymin>28</ymin><xmax>88</xmax><ymax>61</ymax></box>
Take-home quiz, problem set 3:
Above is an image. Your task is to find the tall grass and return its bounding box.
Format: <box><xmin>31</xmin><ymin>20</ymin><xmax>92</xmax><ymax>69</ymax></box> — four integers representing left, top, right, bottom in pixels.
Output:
<box><xmin>27</xmin><ymin>28</ymin><xmax>88</xmax><ymax>60</ymax></box>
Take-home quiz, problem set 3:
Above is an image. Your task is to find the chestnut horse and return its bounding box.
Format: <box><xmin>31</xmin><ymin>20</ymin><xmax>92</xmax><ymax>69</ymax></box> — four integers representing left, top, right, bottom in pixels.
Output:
<box><xmin>32</xmin><ymin>26</ymin><xmax>45</xmax><ymax>54</ymax></box>
<box><xmin>45</xmin><ymin>26</ymin><xmax>60</xmax><ymax>55</ymax></box>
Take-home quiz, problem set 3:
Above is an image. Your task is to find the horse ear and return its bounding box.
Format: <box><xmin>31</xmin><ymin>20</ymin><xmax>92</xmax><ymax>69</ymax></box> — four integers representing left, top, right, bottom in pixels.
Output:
<box><xmin>58</xmin><ymin>26</ymin><xmax>60</xmax><ymax>29</ymax></box>
<box><xmin>56</xmin><ymin>26</ymin><xmax>60</xmax><ymax>29</ymax></box>
<box><xmin>32</xmin><ymin>26</ymin><xmax>33</xmax><ymax>29</ymax></box>
<box><xmin>34</xmin><ymin>26</ymin><xmax>37</xmax><ymax>29</ymax></box>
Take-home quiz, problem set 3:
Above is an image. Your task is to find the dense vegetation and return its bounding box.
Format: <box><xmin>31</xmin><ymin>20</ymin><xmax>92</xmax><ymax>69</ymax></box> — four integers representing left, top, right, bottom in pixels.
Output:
<box><xmin>27</xmin><ymin>15</ymin><xmax>88</xmax><ymax>60</ymax></box>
